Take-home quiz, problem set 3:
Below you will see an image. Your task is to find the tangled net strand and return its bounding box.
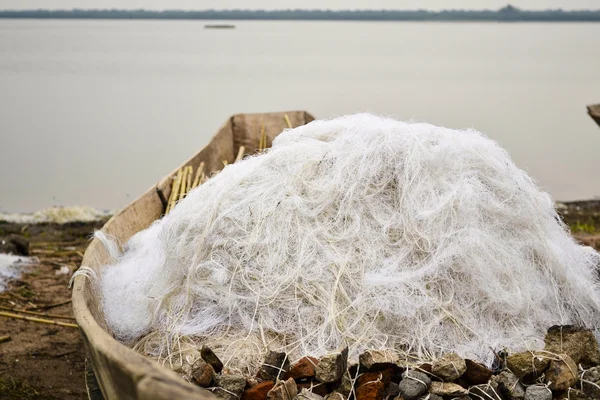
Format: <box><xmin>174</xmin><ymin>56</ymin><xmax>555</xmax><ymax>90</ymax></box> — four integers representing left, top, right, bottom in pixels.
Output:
<box><xmin>96</xmin><ymin>114</ymin><xmax>600</xmax><ymax>373</ymax></box>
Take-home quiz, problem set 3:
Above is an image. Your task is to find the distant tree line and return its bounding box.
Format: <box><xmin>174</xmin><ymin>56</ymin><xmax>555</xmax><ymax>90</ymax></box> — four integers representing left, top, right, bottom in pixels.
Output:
<box><xmin>1</xmin><ymin>6</ymin><xmax>600</xmax><ymax>22</ymax></box>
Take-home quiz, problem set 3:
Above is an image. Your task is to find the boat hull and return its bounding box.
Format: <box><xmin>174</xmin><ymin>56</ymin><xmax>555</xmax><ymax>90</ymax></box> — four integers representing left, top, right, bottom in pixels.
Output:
<box><xmin>72</xmin><ymin>111</ymin><xmax>315</xmax><ymax>400</ymax></box>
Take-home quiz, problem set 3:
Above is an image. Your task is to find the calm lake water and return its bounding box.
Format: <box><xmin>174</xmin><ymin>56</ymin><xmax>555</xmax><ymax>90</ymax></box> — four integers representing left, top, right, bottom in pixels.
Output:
<box><xmin>0</xmin><ymin>19</ymin><xmax>599</xmax><ymax>212</ymax></box>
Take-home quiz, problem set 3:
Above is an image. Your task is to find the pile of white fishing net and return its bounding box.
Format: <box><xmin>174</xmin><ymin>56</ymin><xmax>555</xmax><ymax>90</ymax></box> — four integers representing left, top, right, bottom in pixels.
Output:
<box><xmin>92</xmin><ymin>114</ymin><xmax>600</xmax><ymax>372</ymax></box>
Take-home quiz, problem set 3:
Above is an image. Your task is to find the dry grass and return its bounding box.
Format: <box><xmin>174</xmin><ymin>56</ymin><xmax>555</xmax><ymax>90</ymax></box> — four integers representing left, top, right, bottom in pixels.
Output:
<box><xmin>0</xmin><ymin>377</ymin><xmax>39</xmax><ymax>399</ymax></box>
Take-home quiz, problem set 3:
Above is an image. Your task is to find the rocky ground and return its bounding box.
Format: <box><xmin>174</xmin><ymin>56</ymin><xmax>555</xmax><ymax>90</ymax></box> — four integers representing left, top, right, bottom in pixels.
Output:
<box><xmin>186</xmin><ymin>325</ymin><xmax>600</xmax><ymax>400</ymax></box>
<box><xmin>0</xmin><ymin>200</ymin><xmax>598</xmax><ymax>399</ymax></box>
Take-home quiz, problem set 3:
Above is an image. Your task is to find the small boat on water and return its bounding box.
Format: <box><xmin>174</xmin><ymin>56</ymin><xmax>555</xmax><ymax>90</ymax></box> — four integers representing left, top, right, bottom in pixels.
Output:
<box><xmin>204</xmin><ymin>24</ymin><xmax>235</xmax><ymax>29</ymax></box>
<box><xmin>588</xmin><ymin>104</ymin><xmax>600</xmax><ymax>127</ymax></box>
<box><xmin>72</xmin><ymin>111</ymin><xmax>314</xmax><ymax>400</ymax></box>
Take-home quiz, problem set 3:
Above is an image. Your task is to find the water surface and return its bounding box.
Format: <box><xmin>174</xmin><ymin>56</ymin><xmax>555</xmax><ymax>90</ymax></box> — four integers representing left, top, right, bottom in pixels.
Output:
<box><xmin>1</xmin><ymin>20</ymin><xmax>599</xmax><ymax>212</ymax></box>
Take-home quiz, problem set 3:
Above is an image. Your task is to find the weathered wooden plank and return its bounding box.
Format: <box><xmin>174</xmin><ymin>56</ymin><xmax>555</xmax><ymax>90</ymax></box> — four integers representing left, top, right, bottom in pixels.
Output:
<box><xmin>232</xmin><ymin>110</ymin><xmax>312</xmax><ymax>156</ymax></box>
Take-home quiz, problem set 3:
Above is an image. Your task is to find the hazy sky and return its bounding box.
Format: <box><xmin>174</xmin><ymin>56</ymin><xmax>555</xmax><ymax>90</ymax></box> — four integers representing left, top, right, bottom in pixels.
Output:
<box><xmin>0</xmin><ymin>0</ymin><xmax>598</xmax><ymax>10</ymax></box>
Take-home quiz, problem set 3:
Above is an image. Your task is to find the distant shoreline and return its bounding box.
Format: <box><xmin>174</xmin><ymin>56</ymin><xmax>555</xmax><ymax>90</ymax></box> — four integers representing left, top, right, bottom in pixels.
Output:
<box><xmin>1</xmin><ymin>6</ymin><xmax>600</xmax><ymax>22</ymax></box>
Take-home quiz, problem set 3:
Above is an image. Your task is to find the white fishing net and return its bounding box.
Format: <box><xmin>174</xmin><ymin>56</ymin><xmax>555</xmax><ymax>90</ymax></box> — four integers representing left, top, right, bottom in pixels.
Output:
<box><xmin>94</xmin><ymin>114</ymin><xmax>600</xmax><ymax>373</ymax></box>
<box><xmin>0</xmin><ymin>254</ymin><xmax>35</xmax><ymax>292</ymax></box>
<box><xmin>0</xmin><ymin>206</ymin><xmax>109</xmax><ymax>224</ymax></box>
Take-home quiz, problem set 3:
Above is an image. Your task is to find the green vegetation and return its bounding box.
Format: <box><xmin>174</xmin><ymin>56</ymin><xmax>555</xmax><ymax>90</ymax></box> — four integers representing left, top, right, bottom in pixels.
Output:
<box><xmin>569</xmin><ymin>221</ymin><xmax>597</xmax><ymax>234</ymax></box>
<box><xmin>1</xmin><ymin>5</ymin><xmax>600</xmax><ymax>22</ymax></box>
<box><xmin>15</xmin><ymin>286</ymin><xmax>36</xmax><ymax>299</ymax></box>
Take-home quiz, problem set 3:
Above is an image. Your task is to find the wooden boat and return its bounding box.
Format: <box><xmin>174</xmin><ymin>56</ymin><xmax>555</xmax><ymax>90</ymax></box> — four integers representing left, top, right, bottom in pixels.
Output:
<box><xmin>588</xmin><ymin>104</ymin><xmax>600</xmax><ymax>127</ymax></box>
<box><xmin>72</xmin><ymin>111</ymin><xmax>315</xmax><ymax>400</ymax></box>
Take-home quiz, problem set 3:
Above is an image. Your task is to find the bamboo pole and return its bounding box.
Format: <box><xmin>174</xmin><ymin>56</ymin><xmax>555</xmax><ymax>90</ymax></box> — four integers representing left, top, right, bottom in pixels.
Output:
<box><xmin>258</xmin><ymin>123</ymin><xmax>262</xmax><ymax>151</ymax></box>
<box><xmin>165</xmin><ymin>169</ymin><xmax>183</xmax><ymax>214</ymax></box>
<box><xmin>235</xmin><ymin>146</ymin><xmax>246</xmax><ymax>163</ymax></box>
<box><xmin>185</xmin><ymin>165</ymin><xmax>193</xmax><ymax>195</ymax></box>
<box><xmin>0</xmin><ymin>306</ymin><xmax>76</xmax><ymax>320</ymax></box>
<box><xmin>33</xmin><ymin>240</ymin><xmax>85</xmax><ymax>247</ymax></box>
<box><xmin>259</xmin><ymin>123</ymin><xmax>266</xmax><ymax>151</ymax></box>
<box><xmin>192</xmin><ymin>162</ymin><xmax>205</xmax><ymax>188</ymax></box>
<box><xmin>284</xmin><ymin>114</ymin><xmax>293</xmax><ymax>129</ymax></box>
<box><xmin>186</xmin><ymin>166</ymin><xmax>193</xmax><ymax>194</ymax></box>
<box><xmin>0</xmin><ymin>311</ymin><xmax>79</xmax><ymax>329</ymax></box>
<box><xmin>33</xmin><ymin>299</ymin><xmax>72</xmax><ymax>310</ymax></box>
<box><xmin>0</xmin><ymin>335</ymin><xmax>10</xmax><ymax>343</ymax></box>
<box><xmin>178</xmin><ymin>166</ymin><xmax>189</xmax><ymax>203</ymax></box>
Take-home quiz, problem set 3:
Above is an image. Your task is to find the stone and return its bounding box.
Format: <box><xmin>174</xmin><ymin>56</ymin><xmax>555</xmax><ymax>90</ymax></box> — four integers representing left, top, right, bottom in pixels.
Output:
<box><xmin>356</xmin><ymin>372</ymin><xmax>378</xmax><ymax>391</ymax></box>
<box><xmin>431</xmin><ymin>353</ymin><xmax>467</xmax><ymax>382</ymax></box>
<box><xmin>285</xmin><ymin>357</ymin><xmax>319</xmax><ymax>381</ymax></box>
<box><xmin>349</xmin><ymin>362</ymin><xmax>366</xmax><ymax>377</ymax></box>
<box><xmin>506</xmin><ymin>351</ymin><xmax>550</xmax><ymax>379</ymax></box>
<box><xmin>359</xmin><ymin>350</ymin><xmax>400</xmax><ymax>370</ymax></box>
<box><xmin>0</xmin><ymin>235</ymin><xmax>29</xmax><ymax>256</ymax></box>
<box><xmin>214</xmin><ymin>374</ymin><xmax>247</xmax><ymax>400</ymax></box>
<box><xmin>416</xmin><ymin>363</ymin><xmax>432</xmax><ymax>374</ymax></box>
<box><xmin>7</xmin><ymin>235</ymin><xmax>29</xmax><ymax>256</ymax></box>
<box><xmin>544</xmin><ymin>325</ymin><xmax>600</xmax><ymax>368</ymax></box>
<box><xmin>325</xmin><ymin>392</ymin><xmax>346</xmax><ymax>400</ymax></box>
<box><xmin>201</xmin><ymin>345</ymin><xmax>224</xmax><ymax>373</ymax></box>
<box><xmin>296</xmin><ymin>382</ymin><xmax>330</xmax><ymax>397</ymax></box>
<box><xmin>523</xmin><ymin>385</ymin><xmax>551</xmax><ymax>400</ymax></box>
<box><xmin>464</xmin><ymin>359</ymin><xmax>493</xmax><ymax>385</ymax></box>
<box><xmin>469</xmin><ymin>384</ymin><xmax>503</xmax><ymax>400</ymax></box>
<box><xmin>355</xmin><ymin>379</ymin><xmax>385</xmax><ymax>400</ymax></box>
<box><xmin>316</xmin><ymin>347</ymin><xmax>349</xmax><ymax>383</ymax></box>
<box><xmin>429</xmin><ymin>382</ymin><xmax>468</xmax><ymax>397</ymax></box>
<box><xmin>267</xmin><ymin>378</ymin><xmax>298</xmax><ymax>400</ymax></box>
<box><xmin>335</xmin><ymin>372</ymin><xmax>353</xmax><ymax>397</ymax></box>
<box><xmin>492</xmin><ymin>370</ymin><xmax>525</xmax><ymax>400</ymax></box>
<box><xmin>295</xmin><ymin>389</ymin><xmax>324</xmax><ymax>400</ymax></box>
<box><xmin>242</xmin><ymin>381</ymin><xmax>276</xmax><ymax>400</ymax></box>
<box><xmin>424</xmin><ymin>396</ymin><xmax>442</xmax><ymax>400</ymax></box>
<box><xmin>544</xmin><ymin>354</ymin><xmax>578</xmax><ymax>391</ymax></box>
<box><xmin>0</xmin><ymin>239</ymin><xmax>18</xmax><ymax>255</ymax></box>
<box><xmin>384</xmin><ymin>382</ymin><xmax>399</xmax><ymax>399</ymax></box>
<box><xmin>397</xmin><ymin>370</ymin><xmax>430</xmax><ymax>400</ymax></box>
<box><xmin>357</xmin><ymin>372</ymin><xmax>386</xmax><ymax>393</ymax></box>
<box><xmin>553</xmin><ymin>389</ymin><xmax>592</xmax><ymax>400</ymax></box>
<box><xmin>258</xmin><ymin>351</ymin><xmax>291</xmax><ymax>381</ymax></box>
<box><xmin>192</xmin><ymin>359</ymin><xmax>215</xmax><ymax>387</ymax></box>
<box><xmin>358</xmin><ymin>370</ymin><xmax>394</xmax><ymax>388</ymax></box>
<box><xmin>491</xmin><ymin>351</ymin><xmax>508</xmax><ymax>374</ymax></box>
<box><xmin>247</xmin><ymin>379</ymin><xmax>260</xmax><ymax>388</ymax></box>
<box><xmin>454</xmin><ymin>377</ymin><xmax>471</xmax><ymax>392</ymax></box>
<box><xmin>581</xmin><ymin>366</ymin><xmax>600</xmax><ymax>398</ymax></box>
<box><xmin>171</xmin><ymin>347</ymin><xmax>203</xmax><ymax>377</ymax></box>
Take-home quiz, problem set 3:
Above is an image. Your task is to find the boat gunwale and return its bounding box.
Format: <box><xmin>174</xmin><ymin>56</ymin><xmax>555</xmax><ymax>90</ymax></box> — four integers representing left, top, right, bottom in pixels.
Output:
<box><xmin>588</xmin><ymin>104</ymin><xmax>600</xmax><ymax>127</ymax></box>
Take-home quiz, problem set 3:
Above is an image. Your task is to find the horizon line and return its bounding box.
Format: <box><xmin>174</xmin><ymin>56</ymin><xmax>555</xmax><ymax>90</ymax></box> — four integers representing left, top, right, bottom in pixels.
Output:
<box><xmin>1</xmin><ymin>7</ymin><xmax>600</xmax><ymax>12</ymax></box>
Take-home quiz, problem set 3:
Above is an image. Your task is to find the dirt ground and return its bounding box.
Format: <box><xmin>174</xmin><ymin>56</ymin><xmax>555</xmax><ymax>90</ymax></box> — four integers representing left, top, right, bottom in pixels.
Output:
<box><xmin>0</xmin><ymin>220</ymin><xmax>106</xmax><ymax>400</ymax></box>
<box><xmin>558</xmin><ymin>200</ymin><xmax>600</xmax><ymax>251</ymax></box>
<box><xmin>0</xmin><ymin>201</ymin><xmax>599</xmax><ymax>399</ymax></box>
